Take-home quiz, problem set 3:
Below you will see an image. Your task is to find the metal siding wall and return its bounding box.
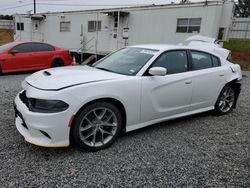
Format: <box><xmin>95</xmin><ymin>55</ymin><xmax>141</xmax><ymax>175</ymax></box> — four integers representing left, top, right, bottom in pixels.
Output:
<box><xmin>127</xmin><ymin>5</ymin><xmax>222</xmax><ymax>45</ymax></box>
<box><xmin>230</xmin><ymin>18</ymin><xmax>250</xmax><ymax>39</ymax></box>
<box><xmin>14</xmin><ymin>2</ymin><xmax>234</xmax><ymax>53</ymax></box>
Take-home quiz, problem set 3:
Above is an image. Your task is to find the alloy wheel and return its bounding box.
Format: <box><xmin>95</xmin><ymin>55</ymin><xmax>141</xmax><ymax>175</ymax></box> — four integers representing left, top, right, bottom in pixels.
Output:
<box><xmin>78</xmin><ymin>107</ymin><xmax>118</xmax><ymax>147</ymax></box>
<box><xmin>218</xmin><ymin>86</ymin><xmax>235</xmax><ymax>113</ymax></box>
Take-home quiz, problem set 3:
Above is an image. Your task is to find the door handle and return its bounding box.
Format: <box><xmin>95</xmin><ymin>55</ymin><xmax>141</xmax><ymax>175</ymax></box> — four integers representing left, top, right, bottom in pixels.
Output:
<box><xmin>185</xmin><ymin>80</ymin><xmax>192</xmax><ymax>84</ymax></box>
<box><xmin>219</xmin><ymin>74</ymin><xmax>224</xmax><ymax>77</ymax></box>
<box><xmin>0</xmin><ymin>59</ymin><xmax>5</xmax><ymax>62</ymax></box>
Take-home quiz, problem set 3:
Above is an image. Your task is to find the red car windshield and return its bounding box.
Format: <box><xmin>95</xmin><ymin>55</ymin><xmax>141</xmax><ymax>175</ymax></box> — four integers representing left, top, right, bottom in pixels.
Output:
<box><xmin>0</xmin><ymin>42</ymin><xmax>17</xmax><ymax>53</ymax></box>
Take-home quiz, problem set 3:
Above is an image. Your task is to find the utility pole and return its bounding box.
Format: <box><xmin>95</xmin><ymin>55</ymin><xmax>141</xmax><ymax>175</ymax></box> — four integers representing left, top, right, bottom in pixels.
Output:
<box><xmin>34</xmin><ymin>0</ymin><xmax>36</xmax><ymax>14</ymax></box>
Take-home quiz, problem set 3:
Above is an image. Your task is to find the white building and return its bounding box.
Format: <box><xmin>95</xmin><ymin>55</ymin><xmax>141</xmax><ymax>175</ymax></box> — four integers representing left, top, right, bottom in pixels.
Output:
<box><xmin>14</xmin><ymin>1</ymin><xmax>234</xmax><ymax>58</ymax></box>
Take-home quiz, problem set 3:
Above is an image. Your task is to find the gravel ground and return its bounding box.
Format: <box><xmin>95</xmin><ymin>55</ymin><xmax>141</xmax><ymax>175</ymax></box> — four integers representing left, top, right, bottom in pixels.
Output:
<box><xmin>0</xmin><ymin>71</ymin><xmax>249</xmax><ymax>187</ymax></box>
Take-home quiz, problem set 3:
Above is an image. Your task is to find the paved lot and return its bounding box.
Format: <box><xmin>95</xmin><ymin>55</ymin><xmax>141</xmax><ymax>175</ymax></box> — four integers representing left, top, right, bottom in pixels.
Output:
<box><xmin>0</xmin><ymin>71</ymin><xmax>249</xmax><ymax>187</ymax></box>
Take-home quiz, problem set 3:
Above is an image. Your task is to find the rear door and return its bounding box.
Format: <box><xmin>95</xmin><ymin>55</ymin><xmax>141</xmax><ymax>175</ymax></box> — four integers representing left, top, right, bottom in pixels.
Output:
<box><xmin>30</xmin><ymin>43</ymin><xmax>55</xmax><ymax>68</ymax></box>
<box><xmin>188</xmin><ymin>50</ymin><xmax>227</xmax><ymax>110</ymax></box>
<box><xmin>141</xmin><ymin>50</ymin><xmax>194</xmax><ymax>122</ymax></box>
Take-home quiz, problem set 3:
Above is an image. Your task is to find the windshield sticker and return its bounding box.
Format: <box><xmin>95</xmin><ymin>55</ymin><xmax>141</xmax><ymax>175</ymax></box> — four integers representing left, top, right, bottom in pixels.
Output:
<box><xmin>129</xmin><ymin>69</ymin><xmax>136</xmax><ymax>73</ymax></box>
<box><xmin>140</xmin><ymin>49</ymin><xmax>156</xmax><ymax>55</ymax></box>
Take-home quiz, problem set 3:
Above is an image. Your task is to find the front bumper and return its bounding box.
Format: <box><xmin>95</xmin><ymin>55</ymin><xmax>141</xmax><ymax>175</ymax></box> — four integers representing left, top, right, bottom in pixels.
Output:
<box><xmin>14</xmin><ymin>91</ymin><xmax>71</xmax><ymax>147</ymax></box>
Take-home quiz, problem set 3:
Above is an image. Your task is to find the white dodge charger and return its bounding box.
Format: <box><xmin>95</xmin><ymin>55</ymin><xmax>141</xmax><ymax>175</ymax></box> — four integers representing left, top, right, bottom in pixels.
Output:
<box><xmin>14</xmin><ymin>36</ymin><xmax>242</xmax><ymax>151</ymax></box>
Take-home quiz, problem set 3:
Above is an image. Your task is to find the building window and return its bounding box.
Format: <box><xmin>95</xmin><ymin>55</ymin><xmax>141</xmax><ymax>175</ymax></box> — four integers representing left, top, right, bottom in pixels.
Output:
<box><xmin>17</xmin><ymin>22</ymin><xmax>24</xmax><ymax>31</ymax></box>
<box><xmin>114</xmin><ymin>17</ymin><xmax>118</xmax><ymax>28</ymax></box>
<box><xmin>88</xmin><ymin>21</ymin><xmax>101</xmax><ymax>32</ymax></box>
<box><xmin>176</xmin><ymin>18</ymin><xmax>201</xmax><ymax>33</ymax></box>
<box><xmin>60</xmin><ymin>21</ymin><xmax>71</xmax><ymax>32</ymax></box>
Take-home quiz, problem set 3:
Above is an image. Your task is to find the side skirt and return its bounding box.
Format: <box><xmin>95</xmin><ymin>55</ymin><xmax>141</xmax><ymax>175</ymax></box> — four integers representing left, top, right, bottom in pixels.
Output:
<box><xmin>126</xmin><ymin>106</ymin><xmax>214</xmax><ymax>132</ymax></box>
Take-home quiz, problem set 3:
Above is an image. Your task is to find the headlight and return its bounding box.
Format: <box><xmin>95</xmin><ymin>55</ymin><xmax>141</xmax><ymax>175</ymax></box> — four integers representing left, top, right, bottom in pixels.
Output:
<box><xmin>28</xmin><ymin>99</ymin><xmax>69</xmax><ymax>113</ymax></box>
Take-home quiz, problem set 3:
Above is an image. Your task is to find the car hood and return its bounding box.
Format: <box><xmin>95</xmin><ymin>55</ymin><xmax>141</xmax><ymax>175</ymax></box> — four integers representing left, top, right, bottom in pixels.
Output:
<box><xmin>25</xmin><ymin>65</ymin><xmax>125</xmax><ymax>90</ymax></box>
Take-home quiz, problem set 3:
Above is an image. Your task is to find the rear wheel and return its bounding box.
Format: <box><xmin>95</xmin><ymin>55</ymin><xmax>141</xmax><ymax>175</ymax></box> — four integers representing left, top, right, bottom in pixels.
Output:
<box><xmin>215</xmin><ymin>85</ymin><xmax>236</xmax><ymax>115</ymax></box>
<box><xmin>51</xmin><ymin>58</ymin><xmax>64</xmax><ymax>68</ymax></box>
<box><xmin>72</xmin><ymin>102</ymin><xmax>122</xmax><ymax>151</ymax></box>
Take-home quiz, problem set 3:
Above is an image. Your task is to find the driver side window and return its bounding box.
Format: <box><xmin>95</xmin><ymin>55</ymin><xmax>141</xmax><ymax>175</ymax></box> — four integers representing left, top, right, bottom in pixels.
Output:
<box><xmin>12</xmin><ymin>43</ymin><xmax>33</xmax><ymax>53</ymax></box>
<box><xmin>152</xmin><ymin>50</ymin><xmax>188</xmax><ymax>74</ymax></box>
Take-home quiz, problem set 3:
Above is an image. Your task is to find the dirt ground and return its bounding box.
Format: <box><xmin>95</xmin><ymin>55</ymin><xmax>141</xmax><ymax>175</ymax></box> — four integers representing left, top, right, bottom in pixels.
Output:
<box><xmin>0</xmin><ymin>29</ymin><xmax>13</xmax><ymax>45</ymax></box>
<box><xmin>232</xmin><ymin>50</ymin><xmax>250</xmax><ymax>62</ymax></box>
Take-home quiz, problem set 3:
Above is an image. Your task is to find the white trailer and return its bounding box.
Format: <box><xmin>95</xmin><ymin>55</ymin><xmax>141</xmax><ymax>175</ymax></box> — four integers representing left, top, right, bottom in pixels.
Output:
<box><xmin>13</xmin><ymin>1</ymin><xmax>234</xmax><ymax>61</ymax></box>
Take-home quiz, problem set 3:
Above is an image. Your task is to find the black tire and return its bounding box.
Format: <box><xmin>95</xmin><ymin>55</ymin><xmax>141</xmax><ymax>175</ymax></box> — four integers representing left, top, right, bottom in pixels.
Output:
<box><xmin>214</xmin><ymin>85</ymin><xmax>236</xmax><ymax>115</ymax></box>
<box><xmin>72</xmin><ymin>102</ymin><xmax>122</xmax><ymax>151</ymax></box>
<box><xmin>51</xmin><ymin>58</ymin><xmax>64</xmax><ymax>68</ymax></box>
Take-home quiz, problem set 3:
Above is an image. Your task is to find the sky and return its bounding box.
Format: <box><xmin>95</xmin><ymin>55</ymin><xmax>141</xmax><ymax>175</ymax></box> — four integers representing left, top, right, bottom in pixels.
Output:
<box><xmin>0</xmin><ymin>0</ymin><xmax>185</xmax><ymax>15</ymax></box>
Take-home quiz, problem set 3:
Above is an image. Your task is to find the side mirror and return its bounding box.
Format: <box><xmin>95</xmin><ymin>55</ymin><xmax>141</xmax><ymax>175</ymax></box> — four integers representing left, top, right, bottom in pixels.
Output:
<box><xmin>149</xmin><ymin>67</ymin><xmax>167</xmax><ymax>76</ymax></box>
<box><xmin>9</xmin><ymin>50</ymin><xmax>19</xmax><ymax>55</ymax></box>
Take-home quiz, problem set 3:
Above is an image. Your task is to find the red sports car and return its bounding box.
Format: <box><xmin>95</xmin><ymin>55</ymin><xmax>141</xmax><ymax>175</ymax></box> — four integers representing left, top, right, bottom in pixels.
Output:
<box><xmin>0</xmin><ymin>41</ymin><xmax>73</xmax><ymax>73</ymax></box>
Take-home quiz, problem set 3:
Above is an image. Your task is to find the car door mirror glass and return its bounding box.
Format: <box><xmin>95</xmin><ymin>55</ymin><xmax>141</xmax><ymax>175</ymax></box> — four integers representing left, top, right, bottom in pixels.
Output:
<box><xmin>149</xmin><ymin>67</ymin><xmax>167</xmax><ymax>76</ymax></box>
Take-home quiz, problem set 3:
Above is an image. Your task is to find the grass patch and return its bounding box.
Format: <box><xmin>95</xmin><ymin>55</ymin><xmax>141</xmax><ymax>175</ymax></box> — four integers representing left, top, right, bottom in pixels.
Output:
<box><xmin>223</xmin><ymin>40</ymin><xmax>250</xmax><ymax>52</ymax></box>
<box><xmin>223</xmin><ymin>40</ymin><xmax>250</xmax><ymax>71</ymax></box>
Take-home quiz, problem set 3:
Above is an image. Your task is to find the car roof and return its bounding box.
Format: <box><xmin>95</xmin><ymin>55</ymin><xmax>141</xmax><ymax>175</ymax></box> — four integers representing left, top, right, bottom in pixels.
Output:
<box><xmin>130</xmin><ymin>44</ymin><xmax>229</xmax><ymax>60</ymax></box>
<box><xmin>130</xmin><ymin>44</ymin><xmax>185</xmax><ymax>51</ymax></box>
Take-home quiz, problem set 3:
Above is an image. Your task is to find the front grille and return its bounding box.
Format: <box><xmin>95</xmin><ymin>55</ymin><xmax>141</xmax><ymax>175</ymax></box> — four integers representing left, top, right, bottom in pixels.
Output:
<box><xmin>19</xmin><ymin>90</ymin><xmax>29</xmax><ymax>109</ymax></box>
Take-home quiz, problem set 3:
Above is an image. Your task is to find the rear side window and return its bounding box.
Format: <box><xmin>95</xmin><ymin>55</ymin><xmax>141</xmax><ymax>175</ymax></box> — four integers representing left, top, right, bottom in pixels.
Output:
<box><xmin>152</xmin><ymin>50</ymin><xmax>188</xmax><ymax>74</ymax></box>
<box><xmin>190</xmin><ymin>51</ymin><xmax>213</xmax><ymax>70</ymax></box>
<box><xmin>212</xmin><ymin>56</ymin><xmax>220</xmax><ymax>67</ymax></box>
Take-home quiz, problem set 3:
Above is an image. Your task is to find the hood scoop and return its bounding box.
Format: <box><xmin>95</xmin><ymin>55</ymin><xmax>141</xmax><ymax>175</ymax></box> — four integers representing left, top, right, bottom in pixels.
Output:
<box><xmin>43</xmin><ymin>71</ymin><xmax>51</xmax><ymax>76</ymax></box>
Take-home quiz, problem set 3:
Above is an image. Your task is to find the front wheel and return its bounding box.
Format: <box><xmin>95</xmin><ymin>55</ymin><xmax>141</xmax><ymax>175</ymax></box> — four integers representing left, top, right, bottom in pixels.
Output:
<box><xmin>72</xmin><ymin>102</ymin><xmax>122</xmax><ymax>151</ymax></box>
<box><xmin>215</xmin><ymin>85</ymin><xmax>236</xmax><ymax>115</ymax></box>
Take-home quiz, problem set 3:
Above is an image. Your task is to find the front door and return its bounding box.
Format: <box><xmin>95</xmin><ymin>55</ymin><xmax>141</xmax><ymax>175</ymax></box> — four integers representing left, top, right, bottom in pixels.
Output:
<box><xmin>6</xmin><ymin>43</ymin><xmax>34</xmax><ymax>71</ymax></box>
<box><xmin>141</xmin><ymin>50</ymin><xmax>193</xmax><ymax>122</ymax></box>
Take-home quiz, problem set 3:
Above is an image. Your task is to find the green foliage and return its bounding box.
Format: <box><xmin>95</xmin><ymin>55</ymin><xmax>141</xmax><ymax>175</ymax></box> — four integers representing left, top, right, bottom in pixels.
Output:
<box><xmin>0</xmin><ymin>15</ymin><xmax>13</xmax><ymax>20</ymax></box>
<box><xmin>235</xmin><ymin>0</ymin><xmax>250</xmax><ymax>17</ymax></box>
<box><xmin>223</xmin><ymin>40</ymin><xmax>250</xmax><ymax>51</ymax></box>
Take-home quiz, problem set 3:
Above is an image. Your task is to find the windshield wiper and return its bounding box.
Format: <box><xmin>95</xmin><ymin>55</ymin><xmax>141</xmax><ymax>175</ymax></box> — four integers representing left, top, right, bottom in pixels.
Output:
<box><xmin>95</xmin><ymin>67</ymin><xmax>113</xmax><ymax>73</ymax></box>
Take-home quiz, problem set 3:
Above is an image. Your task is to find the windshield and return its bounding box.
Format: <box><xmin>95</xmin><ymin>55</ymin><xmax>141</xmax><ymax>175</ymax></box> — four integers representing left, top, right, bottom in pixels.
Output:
<box><xmin>0</xmin><ymin>42</ymin><xmax>16</xmax><ymax>53</ymax></box>
<box><xmin>94</xmin><ymin>47</ymin><xmax>158</xmax><ymax>75</ymax></box>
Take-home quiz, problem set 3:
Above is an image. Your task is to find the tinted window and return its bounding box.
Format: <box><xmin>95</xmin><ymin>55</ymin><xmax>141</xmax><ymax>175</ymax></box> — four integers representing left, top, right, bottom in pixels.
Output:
<box><xmin>31</xmin><ymin>43</ymin><xmax>55</xmax><ymax>52</ymax></box>
<box><xmin>152</xmin><ymin>50</ymin><xmax>188</xmax><ymax>74</ymax></box>
<box><xmin>13</xmin><ymin>43</ymin><xmax>33</xmax><ymax>53</ymax></box>
<box><xmin>190</xmin><ymin>51</ymin><xmax>213</xmax><ymax>70</ymax></box>
<box><xmin>212</xmin><ymin>56</ymin><xmax>220</xmax><ymax>67</ymax></box>
<box><xmin>13</xmin><ymin>43</ymin><xmax>54</xmax><ymax>53</ymax></box>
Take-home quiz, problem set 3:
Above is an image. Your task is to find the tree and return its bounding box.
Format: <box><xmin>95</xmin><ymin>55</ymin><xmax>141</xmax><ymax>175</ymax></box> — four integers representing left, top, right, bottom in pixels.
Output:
<box><xmin>0</xmin><ymin>15</ymin><xmax>13</xmax><ymax>20</ymax></box>
<box><xmin>235</xmin><ymin>0</ymin><xmax>250</xmax><ymax>17</ymax></box>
